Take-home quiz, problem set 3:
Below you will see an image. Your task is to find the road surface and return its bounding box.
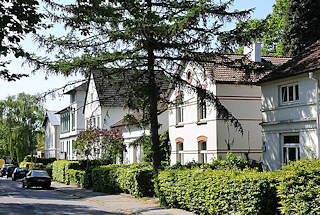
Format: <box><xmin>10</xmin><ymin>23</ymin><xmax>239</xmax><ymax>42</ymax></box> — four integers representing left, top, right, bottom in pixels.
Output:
<box><xmin>0</xmin><ymin>177</ymin><xmax>123</xmax><ymax>215</ymax></box>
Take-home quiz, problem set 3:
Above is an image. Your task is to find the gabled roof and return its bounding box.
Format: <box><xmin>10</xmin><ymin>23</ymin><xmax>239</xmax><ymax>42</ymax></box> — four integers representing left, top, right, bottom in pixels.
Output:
<box><xmin>86</xmin><ymin>70</ymin><xmax>170</xmax><ymax>108</ymax></box>
<box><xmin>259</xmin><ymin>40</ymin><xmax>320</xmax><ymax>83</ymax></box>
<box><xmin>43</xmin><ymin>111</ymin><xmax>60</xmax><ymax>127</ymax></box>
<box><xmin>202</xmin><ymin>55</ymin><xmax>291</xmax><ymax>83</ymax></box>
<box><xmin>64</xmin><ymin>82</ymin><xmax>87</xmax><ymax>95</ymax></box>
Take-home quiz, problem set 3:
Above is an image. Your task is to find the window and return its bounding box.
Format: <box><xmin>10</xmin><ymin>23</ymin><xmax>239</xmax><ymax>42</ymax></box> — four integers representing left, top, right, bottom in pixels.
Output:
<box><xmin>71</xmin><ymin>110</ymin><xmax>75</xmax><ymax>131</ymax></box>
<box><xmin>176</xmin><ymin>94</ymin><xmax>184</xmax><ymax>124</ymax></box>
<box><xmin>71</xmin><ymin>93</ymin><xmax>76</xmax><ymax>103</ymax></box>
<box><xmin>282</xmin><ymin>134</ymin><xmax>300</xmax><ymax>165</ymax></box>
<box><xmin>198</xmin><ymin>141</ymin><xmax>207</xmax><ymax>163</ymax></box>
<box><xmin>197</xmin><ymin>89</ymin><xmax>206</xmax><ymax>120</ymax></box>
<box><xmin>281</xmin><ymin>84</ymin><xmax>299</xmax><ymax>104</ymax></box>
<box><xmin>91</xmin><ymin>93</ymin><xmax>94</xmax><ymax>102</ymax></box>
<box><xmin>176</xmin><ymin>142</ymin><xmax>184</xmax><ymax>164</ymax></box>
<box><xmin>61</xmin><ymin>112</ymin><xmax>70</xmax><ymax>133</ymax></box>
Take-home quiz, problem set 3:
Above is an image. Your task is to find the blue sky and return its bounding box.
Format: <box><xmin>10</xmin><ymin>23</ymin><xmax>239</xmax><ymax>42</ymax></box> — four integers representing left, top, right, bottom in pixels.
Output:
<box><xmin>0</xmin><ymin>0</ymin><xmax>275</xmax><ymax>111</ymax></box>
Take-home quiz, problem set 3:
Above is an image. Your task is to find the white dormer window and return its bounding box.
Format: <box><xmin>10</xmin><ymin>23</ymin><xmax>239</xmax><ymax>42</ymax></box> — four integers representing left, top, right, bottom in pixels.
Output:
<box><xmin>280</xmin><ymin>83</ymin><xmax>299</xmax><ymax>104</ymax></box>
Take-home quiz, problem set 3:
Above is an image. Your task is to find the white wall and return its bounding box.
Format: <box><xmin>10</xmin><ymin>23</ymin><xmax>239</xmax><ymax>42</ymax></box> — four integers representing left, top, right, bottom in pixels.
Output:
<box><xmin>261</xmin><ymin>73</ymin><xmax>319</xmax><ymax>170</ymax></box>
<box><xmin>169</xmin><ymin>62</ymin><xmax>217</xmax><ymax>165</ymax></box>
<box><xmin>122</xmin><ymin>110</ymin><xmax>169</xmax><ymax>164</ymax></box>
<box><xmin>216</xmin><ymin>84</ymin><xmax>262</xmax><ymax>161</ymax></box>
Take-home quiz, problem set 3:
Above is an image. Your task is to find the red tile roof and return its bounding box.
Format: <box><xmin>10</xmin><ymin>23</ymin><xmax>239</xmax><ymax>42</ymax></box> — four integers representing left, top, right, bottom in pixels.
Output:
<box><xmin>203</xmin><ymin>55</ymin><xmax>290</xmax><ymax>84</ymax></box>
<box><xmin>259</xmin><ymin>40</ymin><xmax>320</xmax><ymax>83</ymax></box>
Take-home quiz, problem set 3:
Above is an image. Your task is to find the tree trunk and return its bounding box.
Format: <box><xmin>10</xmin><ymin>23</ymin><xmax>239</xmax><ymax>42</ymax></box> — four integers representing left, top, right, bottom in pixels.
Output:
<box><xmin>147</xmin><ymin>50</ymin><xmax>161</xmax><ymax>175</ymax></box>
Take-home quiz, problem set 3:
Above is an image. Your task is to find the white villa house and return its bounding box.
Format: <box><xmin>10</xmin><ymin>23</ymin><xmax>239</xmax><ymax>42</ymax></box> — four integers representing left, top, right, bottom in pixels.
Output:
<box><xmin>259</xmin><ymin>40</ymin><xmax>320</xmax><ymax>170</ymax></box>
<box><xmin>57</xmin><ymin>83</ymin><xmax>87</xmax><ymax>160</ymax></box>
<box><xmin>84</xmin><ymin>70</ymin><xmax>169</xmax><ymax>163</ymax></box>
<box><xmin>169</xmin><ymin>43</ymin><xmax>290</xmax><ymax>165</ymax></box>
<box><xmin>43</xmin><ymin>111</ymin><xmax>60</xmax><ymax>158</ymax></box>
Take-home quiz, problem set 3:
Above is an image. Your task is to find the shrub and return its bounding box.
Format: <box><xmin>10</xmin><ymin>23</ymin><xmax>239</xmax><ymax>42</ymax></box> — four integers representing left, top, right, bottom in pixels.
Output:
<box><xmin>52</xmin><ymin>160</ymin><xmax>79</xmax><ymax>184</ymax></box>
<box><xmin>67</xmin><ymin>169</ymin><xmax>86</xmax><ymax>187</ymax></box>
<box><xmin>23</xmin><ymin>155</ymin><xmax>56</xmax><ymax>165</ymax></box>
<box><xmin>157</xmin><ymin>168</ymin><xmax>278</xmax><ymax>215</ymax></box>
<box><xmin>277</xmin><ymin>159</ymin><xmax>320</xmax><ymax>215</ymax></box>
<box><xmin>92</xmin><ymin>162</ymin><xmax>154</xmax><ymax>197</ymax></box>
<box><xmin>19</xmin><ymin>161</ymin><xmax>44</xmax><ymax>170</ymax></box>
<box><xmin>167</xmin><ymin>153</ymin><xmax>262</xmax><ymax>171</ymax></box>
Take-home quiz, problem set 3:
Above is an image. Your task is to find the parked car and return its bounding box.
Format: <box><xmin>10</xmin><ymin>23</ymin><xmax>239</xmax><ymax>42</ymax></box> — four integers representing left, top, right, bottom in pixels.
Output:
<box><xmin>12</xmin><ymin>168</ymin><xmax>28</xmax><ymax>181</ymax></box>
<box><xmin>22</xmin><ymin>170</ymin><xmax>51</xmax><ymax>189</ymax></box>
<box><xmin>6</xmin><ymin>166</ymin><xmax>17</xmax><ymax>178</ymax></box>
<box><xmin>0</xmin><ymin>164</ymin><xmax>15</xmax><ymax>177</ymax></box>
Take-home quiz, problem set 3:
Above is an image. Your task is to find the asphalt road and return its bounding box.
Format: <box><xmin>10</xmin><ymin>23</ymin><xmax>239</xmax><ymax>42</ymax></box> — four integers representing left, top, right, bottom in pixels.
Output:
<box><xmin>0</xmin><ymin>177</ymin><xmax>123</xmax><ymax>215</ymax></box>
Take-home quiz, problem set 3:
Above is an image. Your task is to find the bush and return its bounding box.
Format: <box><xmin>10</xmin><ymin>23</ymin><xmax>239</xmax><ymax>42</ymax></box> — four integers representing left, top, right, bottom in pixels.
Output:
<box><xmin>92</xmin><ymin>162</ymin><xmax>154</xmax><ymax>197</ymax></box>
<box><xmin>157</xmin><ymin>168</ymin><xmax>278</xmax><ymax>215</ymax></box>
<box><xmin>277</xmin><ymin>159</ymin><xmax>320</xmax><ymax>215</ymax></box>
<box><xmin>52</xmin><ymin>160</ymin><xmax>80</xmax><ymax>184</ymax></box>
<box><xmin>167</xmin><ymin>153</ymin><xmax>262</xmax><ymax>171</ymax></box>
<box><xmin>19</xmin><ymin>161</ymin><xmax>44</xmax><ymax>170</ymax></box>
<box><xmin>67</xmin><ymin>169</ymin><xmax>86</xmax><ymax>187</ymax></box>
<box><xmin>23</xmin><ymin>155</ymin><xmax>56</xmax><ymax>165</ymax></box>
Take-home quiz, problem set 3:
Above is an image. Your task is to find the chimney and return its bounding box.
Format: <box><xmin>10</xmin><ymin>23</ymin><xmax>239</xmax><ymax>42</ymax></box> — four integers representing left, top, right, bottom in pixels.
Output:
<box><xmin>244</xmin><ymin>42</ymin><xmax>261</xmax><ymax>62</ymax></box>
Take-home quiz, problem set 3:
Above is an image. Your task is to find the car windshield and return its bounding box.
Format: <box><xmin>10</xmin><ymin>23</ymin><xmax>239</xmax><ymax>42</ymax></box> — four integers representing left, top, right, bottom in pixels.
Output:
<box><xmin>31</xmin><ymin>171</ymin><xmax>49</xmax><ymax>177</ymax></box>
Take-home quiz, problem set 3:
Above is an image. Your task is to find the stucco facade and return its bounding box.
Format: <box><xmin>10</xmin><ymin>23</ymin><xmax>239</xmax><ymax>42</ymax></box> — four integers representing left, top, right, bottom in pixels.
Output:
<box><xmin>43</xmin><ymin>111</ymin><xmax>60</xmax><ymax>158</ymax></box>
<box><xmin>261</xmin><ymin>73</ymin><xmax>318</xmax><ymax>170</ymax></box>
<box><xmin>169</xmin><ymin>62</ymin><xmax>263</xmax><ymax>165</ymax></box>
<box><xmin>58</xmin><ymin>83</ymin><xmax>86</xmax><ymax>160</ymax></box>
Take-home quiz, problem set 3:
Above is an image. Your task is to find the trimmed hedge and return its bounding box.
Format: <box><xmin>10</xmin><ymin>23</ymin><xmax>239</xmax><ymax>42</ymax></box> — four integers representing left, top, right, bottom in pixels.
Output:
<box><xmin>157</xmin><ymin>168</ymin><xmax>278</xmax><ymax>215</ymax></box>
<box><xmin>52</xmin><ymin>160</ymin><xmax>80</xmax><ymax>184</ymax></box>
<box><xmin>23</xmin><ymin>155</ymin><xmax>56</xmax><ymax>165</ymax></box>
<box><xmin>19</xmin><ymin>161</ymin><xmax>44</xmax><ymax>170</ymax></box>
<box><xmin>92</xmin><ymin>162</ymin><xmax>154</xmax><ymax>197</ymax></box>
<box><xmin>67</xmin><ymin>169</ymin><xmax>86</xmax><ymax>187</ymax></box>
<box><xmin>277</xmin><ymin>159</ymin><xmax>320</xmax><ymax>215</ymax></box>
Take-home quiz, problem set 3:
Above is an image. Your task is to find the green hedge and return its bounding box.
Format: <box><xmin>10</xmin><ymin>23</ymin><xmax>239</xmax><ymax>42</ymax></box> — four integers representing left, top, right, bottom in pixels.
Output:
<box><xmin>277</xmin><ymin>159</ymin><xmax>320</xmax><ymax>215</ymax></box>
<box><xmin>67</xmin><ymin>169</ymin><xmax>86</xmax><ymax>187</ymax></box>
<box><xmin>157</xmin><ymin>168</ymin><xmax>278</xmax><ymax>215</ymax></box>
<box><xmin>23</xmin><ymin>155</ymin><xmax>56</xmax><ymax>165</ymax></box>
<box><xmin>92</xmin><ymin>162</ymin><xmax>154</xmax><ymax>197</ymax></box>
<box><xmin>19</xmin><ymin>161</ymin><xmax>44</xmax><ymax>170</ymax></box>
<box><xmin>52</xmin><ymin>160</ymin><xmax>80</xmax><ymax>183</ymax></box>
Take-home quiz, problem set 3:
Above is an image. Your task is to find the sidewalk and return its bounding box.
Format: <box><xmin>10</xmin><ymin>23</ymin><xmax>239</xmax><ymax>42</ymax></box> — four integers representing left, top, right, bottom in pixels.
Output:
<box><xmin>51</xmin><ymin>182</ymin><xmax>195</xmax><ymax>215</ymax></box>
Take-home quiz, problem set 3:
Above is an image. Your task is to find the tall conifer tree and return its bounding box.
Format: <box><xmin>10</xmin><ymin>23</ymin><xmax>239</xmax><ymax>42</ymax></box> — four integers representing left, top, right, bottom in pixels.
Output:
<box><xmin>284</xmin><ymin>0</ymin><xmax>320</xmax><ymax>56</ymax></box>
<box><xmin>30</xmin><ymin>0</ymin><xmax>265</xmax><ymax>174</ymax></box>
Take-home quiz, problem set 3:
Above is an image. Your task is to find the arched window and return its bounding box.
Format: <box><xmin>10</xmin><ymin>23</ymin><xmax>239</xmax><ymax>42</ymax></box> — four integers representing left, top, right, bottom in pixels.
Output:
<box><xmin>175</xmin><ymin>137</ymin><xmax>184</xmax><ymax>164</ymax></box>
<box><xmin>197</xmin><ymin>136</ymin><xmax>208</xmax><ymax>163</ymax></box>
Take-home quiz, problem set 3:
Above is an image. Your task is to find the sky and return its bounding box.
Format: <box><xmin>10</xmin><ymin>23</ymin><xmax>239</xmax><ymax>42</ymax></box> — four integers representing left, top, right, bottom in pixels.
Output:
<box><xmin>0</xmin><ymin>0</ymin><xmax>276</xmax><ymax>111</ymax></box>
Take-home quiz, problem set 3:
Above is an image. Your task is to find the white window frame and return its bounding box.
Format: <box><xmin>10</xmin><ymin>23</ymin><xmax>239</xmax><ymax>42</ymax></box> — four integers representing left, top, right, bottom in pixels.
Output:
<box><xmin>281</xmin><ymin>134</ymin><xmax>300</xmax><ymax>165</ymax></box>
<box><xmin>198</xmin><ymin>141</ymin><xmax>207</xmax><ymax>163</ymax></box>
<box><xmin>280</xmin><ymin>83</ymin><xmax>299</xmax><ymax>105</ymax></box>
<box><xmin>176</xmin><ymin>94</ymin><xmax>184</xmax><ymax>124</ymax></box>
<box><xmin>176</xmin><ymin>142</ymin><xmax>184</xmax><ymax>164</ymax></box>
<box><xmin>197</xmin><ymin>92</ymin><xmax>207</xmax><ymax>121</ymax></box>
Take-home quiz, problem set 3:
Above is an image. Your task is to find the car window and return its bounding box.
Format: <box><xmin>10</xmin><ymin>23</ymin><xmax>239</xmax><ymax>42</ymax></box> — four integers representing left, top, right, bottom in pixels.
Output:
<box><xmin>31</xmin><ymin>171</ymin><xmax>49</xmax><ymax>177</ymax></box>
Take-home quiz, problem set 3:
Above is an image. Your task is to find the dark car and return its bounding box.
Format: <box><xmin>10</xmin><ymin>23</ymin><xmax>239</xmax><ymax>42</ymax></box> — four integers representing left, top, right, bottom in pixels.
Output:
<box><xmin>0</xmin><ymin>164</ymin><xmax>15</xmax><ymax>177</ymax></box>
<box><xmin>6</xmin><ymin>166</ymin><xmax>17</xmax><ymax>178</ymax></box>
<box><xmin>22</xmin><ymin>170</ymin><xmax>51</xmax><ymax>189</ymax></box>
<box><xmin>12</xmin><ymin>168</ymin><xmax>28</xmax><ymax>181</ymax></box>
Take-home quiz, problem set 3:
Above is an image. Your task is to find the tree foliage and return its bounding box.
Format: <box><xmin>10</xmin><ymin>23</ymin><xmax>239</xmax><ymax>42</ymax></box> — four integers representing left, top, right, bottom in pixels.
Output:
<box><xmin>30</xmin><ymin>0</ymin><xmax>266</xmax><ymax>174</ymax></box>
<box><xmin>283</xmin><ymin>0</ymin><xmax>320</xmax><ymax>56</ymax></box>
<box><xmin>74</xmin><ymin>127</ymin><xmax>125</xmax><ymax>163</ymax></box>
<box><xmin>230</xmin><ymin>0</ymin><xmax>288</xmax><ymax>56</ymax></box>
<box><xmin>130</xmin><ymin>129</ymin><xmax>170</xmax><ymax>164</ymax></box>
<box><xmin>0</xmin><ymin>0</ymin><xmax>44</xmax><ymax>81</ymax></box>
<box><xmin>0</xmin><ymin>93</ymin><xmax>44</xmax><ymax>163</ymax></box>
